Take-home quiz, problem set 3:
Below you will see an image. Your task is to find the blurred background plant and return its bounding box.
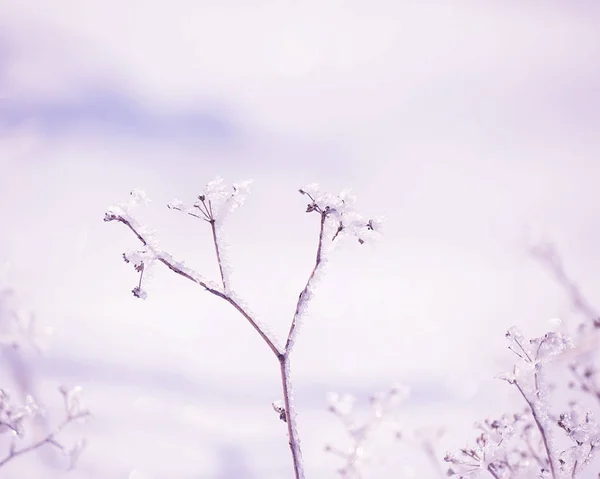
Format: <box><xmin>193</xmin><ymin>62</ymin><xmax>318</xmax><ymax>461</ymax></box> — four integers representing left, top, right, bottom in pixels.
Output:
<box><xmin>0</xmin><ymin>264</ymin><xmax>90</xmax><ymax>473</ymax></box>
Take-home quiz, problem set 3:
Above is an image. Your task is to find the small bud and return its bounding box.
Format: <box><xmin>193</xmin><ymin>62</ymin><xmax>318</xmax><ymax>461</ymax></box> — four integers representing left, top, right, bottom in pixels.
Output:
<box><xmin>272</xmin><ymin>401</ymin><xmax>287</xmax><ymax>422</ymax></box>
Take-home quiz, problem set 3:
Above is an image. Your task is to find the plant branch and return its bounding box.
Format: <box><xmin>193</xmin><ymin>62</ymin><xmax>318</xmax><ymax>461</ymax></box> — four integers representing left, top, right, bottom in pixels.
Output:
<box><xmin>210</xmin><ymin>220</ymin><xmax>228</xmax><ymax>291</ymax></box>
<box><xmin>280</xmin><ymin>356</ymin><xmax>303</xmax><ymax>479</ymax></box>
<box><xmin>0</xmin><ymin>411</ymin><xmax>88</xmax><ymax>468</ymax></box>
<box><xmin>276</xmin><ymin>211</ymin><xmax>328</xmax><ymax>479</ymax></box>
<box><xmin>106</xmin><ymin>186</ymin><xmax>359</xmax><ymax>479</ymax></box>
<box><xmin>104</xmin><ymin>211</ymin><xmax>281</xmax><ymax>358</ymax></box>
<box><xmin>285</xmin><ymin>211</ymin><xmax>327</xmax><ymax>353</ymax></box>
<box><xmin>513</xmin><ymin>380</ymin><xmax>558</xmax><ymax>478</ymax></box>
<box><xmin>486</xmin><ymin>464</ymin><xmax>501</xmax><ymax>479</ymax></box>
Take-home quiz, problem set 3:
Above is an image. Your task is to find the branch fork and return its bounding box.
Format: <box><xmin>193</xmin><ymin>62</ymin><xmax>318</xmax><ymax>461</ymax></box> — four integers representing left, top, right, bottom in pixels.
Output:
<box><xmin>105</xmin><ymin>179</ymin><xmax>381</xmax><ymax>479</ymax></box>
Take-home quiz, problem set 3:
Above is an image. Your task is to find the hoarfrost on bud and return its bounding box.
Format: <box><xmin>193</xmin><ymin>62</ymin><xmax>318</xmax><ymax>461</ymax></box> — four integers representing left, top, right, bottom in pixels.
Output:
<box><xmin>535</xmin><ymin>331</ymin><xmax>573</xmax><ymax>363</ymax></box>
<box><xmin>496</xmin><ymin>371</ymin><xmax>516</xmax><ymax>384</ymax></box>
<box><xmin>200</xmin><ymin>177</ymin><xmax>252</xmax><ymax>222</ymax></box>
<box><xmin>299</xmin><ymin>183</ymin><xmax>320</xmax><ymax>198</ymax></box>
<box><xmin>272</xmin><ymin>401</ymin><xmax>286</xmax><ymax>422</ymax></box>
<box><xmin>299</xmin><ymin>183</ymin><xmax>382</xmax><ymax>247</ymax></box>
<box><xmin>132</xmin><ymin>287</ymin><xmax>148</xmax><ymax>299</ymax></box>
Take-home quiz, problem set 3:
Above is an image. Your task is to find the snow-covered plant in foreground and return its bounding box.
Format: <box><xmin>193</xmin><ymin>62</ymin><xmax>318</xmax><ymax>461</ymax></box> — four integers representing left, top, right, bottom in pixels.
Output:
<box><xmin>444</xmin><ymin>243</ymin><xmax>600</xmax><ymax>479</ymax></box>
<box><xmin>323</xmin><ymin>240</ymin><xmax>600</xmax><ymax>479</ymax></box>
<box><xmin>104</xmin><ymin>177</ymin><xmax>382</xmax><ymax>479</ymax></box>
<box><xmin>0</xmin><ymin>279</ymin><xmax>90</xmax><ymax>471</ymax></box>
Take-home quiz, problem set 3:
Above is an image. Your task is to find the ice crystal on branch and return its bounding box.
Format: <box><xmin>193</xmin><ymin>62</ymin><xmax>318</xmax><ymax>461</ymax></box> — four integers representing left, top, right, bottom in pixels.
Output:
<box><xmin>556</xmin><ymin>402</ymin><xmax>600</xmax><ymax>476</ymax></box>
<box><xmin>166</xmin><ymin>177</ymin><xmax>251</xmax><ymax>292</ymax></box>
<box><xmin>445</xmin><ymin>411</ymin><xmax>542</xmax><ymax>478</ymax></box>
<box><xmin>448</xmin><ymin>324</ymin><xmax>595</xmax><ymax>479</ymax></box>
<box><xmin>167</xmin><ymin>177</ymin><xmax>252</xmax><ymax>224</ymax></box>
<box><xmin>299</xmin><ymin>184</ymin><xmax>384</xmax><ymax>250</ymax></box>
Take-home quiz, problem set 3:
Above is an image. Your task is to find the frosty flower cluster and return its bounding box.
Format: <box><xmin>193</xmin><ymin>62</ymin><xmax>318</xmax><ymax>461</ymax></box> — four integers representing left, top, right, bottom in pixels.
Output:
<box><xmin>443</xmin><ymin>322</ymin><xmax>600</xmax><ymax>479</ymax></box>
<box><xmin>167</xmin><ymin>176</ymin><xmax>252</xmax><ymax>224</ymax></box>
<box><xmin>299</xmin><ymin>184</ymin><xmax>384</xmax><ymax>249</ymax></box>
<box><xmin>445</xmin><ymin>411</ymin><xmax>539</xmax><ymax>478</ymax></box>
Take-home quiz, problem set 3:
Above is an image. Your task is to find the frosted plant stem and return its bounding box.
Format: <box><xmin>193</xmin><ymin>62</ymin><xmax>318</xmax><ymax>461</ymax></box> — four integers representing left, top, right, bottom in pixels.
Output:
<box><xmin>514</xmin><ymin>381</ymin><xmax>558</xmax><ymax>479</ymax></box>
<box><xmin>274</xmin><ymin>211</ymin><xmax>327</xmax><ymax>479</ymax></box>
<box><xmin>279</xmin><ymin>356</ymin><xmax>304</xmax><ymax>479</ymax></box>
<box><xmin>0</xmin><ymin>412</ymin><xmax>88</xmax><ymax>468</ymax></box>
<box><xmin>486</xmin><ymin>464</ymin><xmax>501</xmax><ymax>479</ymax></box>
<box><xmin>210</xmin><ymin>219</ymin><xmax>227</xmax><ymax>292</ymax></box>
<box><xmin>286</xmin><ymin>212</ymin><xmax>326</xmax><ymax>351</ymax></box>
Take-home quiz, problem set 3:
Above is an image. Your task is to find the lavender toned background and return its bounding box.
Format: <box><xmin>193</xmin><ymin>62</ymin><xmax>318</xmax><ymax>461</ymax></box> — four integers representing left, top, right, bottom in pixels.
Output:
<box><xmin>1</xmin><ymin>1</ymin><xmax>600</xmax><ymax>477</ymax></box>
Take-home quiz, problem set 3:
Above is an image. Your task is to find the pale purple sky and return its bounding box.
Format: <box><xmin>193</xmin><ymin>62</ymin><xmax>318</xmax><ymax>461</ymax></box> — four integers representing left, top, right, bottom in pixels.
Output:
<box><xmin>1</xmin><ymin>2</ymin><xmax>600</xmax><ymax>478</ymax></box>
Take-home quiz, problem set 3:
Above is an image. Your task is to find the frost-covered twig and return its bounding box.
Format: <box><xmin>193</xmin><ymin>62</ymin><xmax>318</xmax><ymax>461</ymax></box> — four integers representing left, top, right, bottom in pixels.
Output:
<box><xmin>499</xmin><ymin>328</ymin><xmax>573</xmax><ymax>478</ymax></box>
<box><xmin>0</xmin><ymin>386</ymin><xmax>90</xmax><ymax>469</ymax></box>
<box><xmin>106</xmin><ymin>179</ymin><xmax>381</xmax><ymax>479</ymax></box>
<box><xmin>104</xmin><ymin>186</ymin><xmax>281</xmax><ymax>359</ymax></box>
<box><xmin>446</xmin><ymin>327</ymin><xmax>577</xmax><ymax>479</ymax></box>
<box><xmin>445</xmin><ymin>410</ymin><xmax>541</xmax><ymax>478</ymax></box>
<box><xmin>556</xmin><ymin>402</ymin><xmax>600</xmax><ymax>476</ymax></box>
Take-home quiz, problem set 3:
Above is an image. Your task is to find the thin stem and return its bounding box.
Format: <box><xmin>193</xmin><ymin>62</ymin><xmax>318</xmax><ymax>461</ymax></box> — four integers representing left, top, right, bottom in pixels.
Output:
<box><xmin>210</xmin><ymin>219</ymin><xmax>228</xmax><ymax>291</ymax></box>
<box><xmin>285</xmin><ymin>212</ymin><xmax>327</xmax><ymax>353</ymax></box>
<box><xmin>514</xmin><ymin>381</ymin><xmax>558</xmax><ymax>478</ymax></box>
<box><xmin>222</xmin><ymin>295</ymin><xmax>280</xmax><ymax>358</ymax></box>
<box><xmin>280</xmin><ymin>356</ymin><xmax>304</xmax><ymax>479</ymax></box>
<box><xmin>487</xmin><ymin>464</ymin><xmax>501</xmax><ymax>479</ymax></box>
<box><xmin>276</xmin><ymin>210</ymin><xmax>327</xmax><ymax>479</ymax></box>
<box><xmin>0</xmin><ymin>412</ymin><xmax>87</xmax><ymax>468</ymax></box>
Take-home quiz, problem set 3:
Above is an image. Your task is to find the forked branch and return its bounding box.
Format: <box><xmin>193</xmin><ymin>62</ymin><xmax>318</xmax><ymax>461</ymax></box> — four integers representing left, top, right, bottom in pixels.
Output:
<box><xmin>105</xmin><ymin>180</ymin><xmax>381</xmax><ymax>479</ymax></box>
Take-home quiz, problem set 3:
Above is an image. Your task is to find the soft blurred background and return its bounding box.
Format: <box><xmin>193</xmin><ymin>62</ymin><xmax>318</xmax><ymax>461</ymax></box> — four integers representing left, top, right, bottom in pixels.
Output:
<box><xmin>1</xmin><ymin>1</ymin><xmax>600</xmax><ymax>477</ymax></box>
